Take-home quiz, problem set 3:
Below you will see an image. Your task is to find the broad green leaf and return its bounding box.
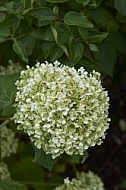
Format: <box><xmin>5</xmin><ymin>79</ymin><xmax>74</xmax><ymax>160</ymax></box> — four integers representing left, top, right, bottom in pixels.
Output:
<box><xmin>64</xmin><ymin>11</ymin><xmax>93</xmax><ymax>28</ymax></box>
<box><xmin>76</xmin><ymin>0</ymin><xmax>91</xmax><ymax>6</ymax></box>
<box><xmin>30</xmin><ymin>29</ymin><xmax>46</xmax><ymax>40</ymax></box>
<box><xmin>46</xmin><ymin>0</ymin><xmax>68</xmax><ymax>2</ymax></box>
<box><xmin>51</xmin><ymin>21</ymin><xmax>73</xmax><ymax>57</ymax></box>
<box><xmin>13</xmin><ymin>41</ymin><xmax>28</xmax><ymax>63</ymax></box>
<box><xmin>41</xmin><ymin>41</ymin><xmax>53</xmax><ymax>59</ymax></box>
<box><xmin>38</xmin><ymin>20</ymin><xmax>50</xmax><ymax>27</ymax></box>
<box><xmin>44</xmin><ymin>27</ymin><xmax>55</xmax><ymax>41</ymax></box>
<box><xmin>0</xmin><ymin>179</ymin><xmax>28</xmax><ymax>190</ymax></box>
<box><xmin>0</xmin><ymin>73</ymin><xmax>19</xmax><ymax>117</ymax></box>
<box><xmin>35</xmin><ymin>0</ymin><xmax>47</xmax><ymax>6</ymax></box>
<box><xmin>0</xmin><ymin>25</ymin><xmax>10</xmax><ymax>37</ymax></box>
<box><xmin>19</xmin><ymin>36</ymin><xmax>35</xmax><ymax>56</ymax></box>
<box><xmin>67</xmin><ymin>0</ymin><xmax>82</xmax><ymax>10</ymax></box>
<box><xmin>2</xmin><ymin>15</ymin><xmax>20</xmax><ymax>36</ymax></box>
<box><xmin>88</xmin><ymin>0</ymin><xmax>101</xmax><ymax>8</ymax></box>
<box><xmin>87</xmin><ymin>31</ymin><xmax>108</xmax><ymax>43</ymax></box>
<box><xmin>114</xmin><ymin>0</ymin><xmax>126</xmax><ymax>16</ymax></box>
<box><xmin>0</xmin><ymin>37</ymin><xmax>5</xmax><ymax>43</ymax></box>
<box><xmin>89</xmin><ymin>43</ymin><xmax>99</xmax><ymax>52</ymax></box>
<box><xmin>79</xmin><ymin>56</ymin><xmax>100</xmax><ymax>69</ymax></box>
<box><xmin>29</xmin><ymin>7</ymin><xmax>55</xmax><ymax>21</ymax></box>
<box><xmin>50</xmin><ymin>45</ymin><xmax>63</xmax><ymax>61</ymax></box>
<box><xmin>0</xmin><ymin>13</ymin><xmax>6</xmax><ymax>23</ymax></box>
<box><xmin>21</xmin><ymin>0</ymin><xmax>34</xmax><ymax>10</ymax></box>
<box><xmin>70</xmin><ymin>41</ymin><xmax>84</xmax><ymax>64</ymax></box>
<box><xmin>79</xmin><ymin>27</ymin><xmax>108</xmax><ymax>42</ymax></box>
<box><xmin>105</xmin><ymin>32</ymin><xmax>126</xmax><ymax>54</ymax></box>
<box><xmin>94</xmin><ymin>44</ymin><xmax>117</xmax><ymax>76</ymax></box>
<box><xmin>10</xmin><ymin>157</ymin><xmax>44</xmax><ymax>182</ymax></box>
<box><xmin>32</xmin><ymin>144</ymin><xmax>59</xmax><ymax>171</ymax></box>
<box><xmin>107</xmin><ymin>19</ymin><xmax>119</xmax><ymax>32</ymax></box>
<box><xmin>89</xmin><ymin>7</ymin><xmax>112</xmax><ymax>27</ymax></box>
<box><xmin>5</xmin><ymin>1</ymin><xmax>14</xmax><ymax>13</ymax></box>
<box><xmin>78</xmin><ymin>26</ymin><xmax>89</xmax><ymax>39</ymax></box>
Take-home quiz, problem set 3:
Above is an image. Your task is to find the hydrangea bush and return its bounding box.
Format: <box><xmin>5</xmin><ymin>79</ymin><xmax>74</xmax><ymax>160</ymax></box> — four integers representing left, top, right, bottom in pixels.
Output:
<box><xmin>0</xmin><ymin>60</ymin><xmax>23</xmax><ymax>75</ymax></box>
<box><xmin>14</xmin><ymin>60</ymin><xmax>110</xmax><ymax>159</ymax></box>
<box><xmin>0</xmin><ymin>162</ymin><xmax>10</xmax><ymax>180</ymax></box>
<box><xmin>54</xmin><ymin>171</ymin><xmax>104</xmax><ymax>190</ymax></box>
<box><xmin>0</xmin><ymin>124</ymin><xmax>18</xmax><ymax>159</ymax></box>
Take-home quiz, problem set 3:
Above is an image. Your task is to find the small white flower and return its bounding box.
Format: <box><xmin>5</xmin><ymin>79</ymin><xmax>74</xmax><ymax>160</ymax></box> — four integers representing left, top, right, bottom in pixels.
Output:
<box><xmin>64</xmin><ymin>177</ymin><xmax>70</xmax><ymax>184</ymax></box>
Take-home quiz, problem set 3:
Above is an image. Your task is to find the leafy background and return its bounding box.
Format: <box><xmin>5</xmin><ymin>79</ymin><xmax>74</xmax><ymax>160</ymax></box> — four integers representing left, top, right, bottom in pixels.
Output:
<box><xmin>0</xmin><ymin>0</ymin><xmax>126</xmax><ymax>189</ymax></box>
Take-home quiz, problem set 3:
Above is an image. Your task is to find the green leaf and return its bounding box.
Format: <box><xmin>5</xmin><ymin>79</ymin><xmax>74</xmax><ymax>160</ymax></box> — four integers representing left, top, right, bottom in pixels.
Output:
<box><xmin>114</xmin><ymin>0</ymin><xmax>126</xmax><ymax>16</ymax></box>
<box><xmin>10</xmin><ymin>157</ymin><xmax>44</xmax><ymax>182</ymax></box>
<box><xmin>94</xmin><ymin>44</ymin><xmax>117</xmax><ymax>76</ymax></box>
<box><xmin>78</xmin><ymin>27</ymin><xmax>89</xmax><ymax>39</ymax></box>
<box><xmin>51</xmin><ymin>21</ymin><xmax>73</xmax><ymax>57</ymax></box>
<box><xmin>0</xmin><ymin>73</ymin><xmax>19</xmax><ymax>117</ymax></box>
<box><xmin>0</xmin><ymin>13</ymin><xmax>6</xmax><ymax>23</ymax></box>
<box><xmin>46</xmin><ymin>0</ymin><xmax>68</xmax><ymax>2</ymax></box>
<box><xmin>88</xmin><ymin>0</ymin><xmax>101</xmax><ymax>8</ymax></box>
<box><xmin>105</xmin><ymin>32</ymin><xmax>126</xmax><ymax>54</ymax></box>
<box><xmin>89</xmin><ymin>7</ymin><xmax>112</xmax><ymax>27</ymax></box>
<box><xmin>21</xmin><ymin>0</ymin><xmax>34</xmax><ymax>10</ymax></box>
<box><xmin>5</xmin><ymin>1</ymin><xmax>14</xmax><ymax>13</ymax></box>
<box><xmin>70</xmin><ymin>41</ymin><xmax>84</xmax><ymax>64</ymax></box>
<box><xmin>50</xmin><ymin>45</ymin><xmax>63</xmax><ymax>61</ymax></box>
<box><xmin>29</xmin><ymin>7</ymin><xmax>55</xmax><ymax>21</ymax></box>
<box><xmin>32</xmin><ymin>144</ymin><xmax>59</xmax><ymax>171</ymax></box>
<box><xmin>13</xmin><ymin>41</ymin><xmax>28</xmax><ymax>63</ymax></box>
<box><xmin>41</xmin><ymin>41</ymin><xmax>53</xmax><ymax>59</ymax></box>
<box><xmin>44</xmin><ymin>27</ymin><xmax>55</xmax><ymax>41</ymax></box>
<box><xmin>0</xmin><ymin>25</ymin><xmax>10</xmax><ymax>37</ymax></box>
<box><xmin>30</xmin><ymin>29</ymin><xmax>46</xmax><ymax>40</ymax></box>
<box><xmin>89</xmin><ymin>43</ymin><xmax>99</xmax><ymax>52</ymax></box>
<box><xmin>19</xmin><ymin>36</ymin><xmax>35</xmax><ymax>56</ymax></box>
<box><xmin>76</xmin><ymin>0</ymin><xmax>91</xmax><ymax>6</ymax></box>
<box><xmin>79</xmin><ymin>56</ymin><xmax>100</xmax><ymax>69</ymax></box>
<box><xmin>107</xmin><ymin>19</ymin><xmax>119</xmax><ymax>32</ymax></box>
<box><xmin>64</xmin><ymin>11</ymin><xmax>93</xmax><ymax>28</ymax></box>
<box><xmin>2</xmin><ymin>15</ymin><xmax>20</xmax><ymax>36</ymax></box>
<box><xmin>67</xmin><ymin>0</ymin><xmax>82</xmax><ymax>10</ymax></box>
<box><xmin>0</xmin><ymin>179</ymin><xmax>28</xmax><ymax>190</ymax></box>
<box><xmin>87</xmin><ymin>31</ymin><xmax>108</xmax><ymax>43</ymax></box>
<box><xmin>35</xmin><ymin>0</ymin><xmax>47</xmax><ymax>6</ymax></box>
<box><xmin>0</xmin><ymin>37</ymin><xmax>5</xmax><ymax>43</ymax></box>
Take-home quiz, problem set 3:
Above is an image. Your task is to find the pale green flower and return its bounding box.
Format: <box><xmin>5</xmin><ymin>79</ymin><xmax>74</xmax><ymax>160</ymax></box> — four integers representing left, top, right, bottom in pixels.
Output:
<box><xmin>14</xmin><ymin>61</ymin><xmax>110</xmax><ymax>159</ymax></box>
<box><xmin>0</xmin><ymin>60</ymin><xmax>23</xmax><ymax>75</ymax></box>
<box><xmin>0</xmin><ymin>162</ymin><xmax>10</xmax><ymax>180</ymax></box>
<box><xmin>0</xmin><ymin>125</ymin><xmax>18</xmax><ymax>158</ymax></box>
<box><xmin>54</xmin><ymin>171</ymin><xmax>104</xmax><ymax>190</ymax></box>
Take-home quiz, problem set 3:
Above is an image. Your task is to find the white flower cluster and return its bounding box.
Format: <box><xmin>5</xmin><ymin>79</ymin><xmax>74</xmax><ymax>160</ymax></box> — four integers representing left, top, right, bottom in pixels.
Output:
<box><xmin>0</xmin><ymin>162</ymin><xmax>10</xmax><ymax>180</ymax></box>
<box><xmin>14</xmin><ymin>61</ymin><xmax>110</xmax><ymax>159</ymax></box>
<box><xmin>54</xmin><ymin>171</ymin><xmax>104</xmax><ymax>190</ymax></box>
<box><xmin>0</xmin><ymin>125</ymin><xmax>18</xmax><ymax>158</ymax></box>
<box><xmin>0</xmin><ymin>60</ymin><xmax>23</xmax><ymax>75</ymax></box>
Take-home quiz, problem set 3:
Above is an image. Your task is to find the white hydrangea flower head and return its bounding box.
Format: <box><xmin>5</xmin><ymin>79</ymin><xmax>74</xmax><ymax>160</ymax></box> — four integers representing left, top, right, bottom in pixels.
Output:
<box><xmin>0</xmin><ymin>162</ymin><xmax>10</xmax><ymax>180</ymax></box>
<box><xmin>0</xmin><ymin>125</ymin><xmax>18</xmax><ymax>158</ymax></box>
<box><xmin>54</xmin><ymin>171</ymin><xmax>104</xmax><ymax>190</ymax></box>
<box><xmin>0</xmin><ymin>60</ymin><xmax>23</xmax><ymax>75</ymax></box>
<box><xmin>14</xmin><ymin>60</ymin><xmax>110</xmax><ymax>159</ymax></box>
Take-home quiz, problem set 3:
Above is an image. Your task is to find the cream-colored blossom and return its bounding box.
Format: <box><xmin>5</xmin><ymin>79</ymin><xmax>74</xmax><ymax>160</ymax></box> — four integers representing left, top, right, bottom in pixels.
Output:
<box><xmin>0</xmin><ymin>125</ymin><xmax>18</xmax><ymax>158</ymax></box>
<box><xmin>54</xmin><ymin>171</ymin><xmax>104</xmax><ymax>190</ymax></box>
<box><xmin>14</xmin><ymin>61</ymin><xmax>110</xmax><ymax>159</ymax></box>
<box><xmin>0</xmin><ymin>60</ymin><xmax>23</xmax><ymax>75</ymax></box>
<box><xmin>0</xmin><ymin>162</ymin><xmax>10</xmax><ymax>180</ymax></box>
